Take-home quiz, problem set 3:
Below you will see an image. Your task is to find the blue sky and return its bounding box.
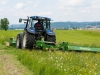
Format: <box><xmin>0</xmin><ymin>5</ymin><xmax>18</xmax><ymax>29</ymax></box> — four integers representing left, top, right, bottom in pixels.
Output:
<box><xmin>0</xmin><ymin>0</ymin><xmax>100</xmax><ymax>24</ymax></box>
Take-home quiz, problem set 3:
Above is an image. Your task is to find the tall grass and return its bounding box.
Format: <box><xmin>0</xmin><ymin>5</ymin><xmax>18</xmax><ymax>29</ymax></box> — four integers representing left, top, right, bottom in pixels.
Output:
<box><xmin>0</xmin><ymin>30</ymin><xmax>100</xmax><ymax>47</ymax></box>
<box><xmin>0</xmin><ymin>30</ymin><xmax>22</xmax><ymax>44</ymax></box>
<box><xmin>55</xmin><ymin>30</ymin><xmax>100</xmax><ymax>47</ymax></box>
<box><xmin>1</xmin><ymin>44</ymin><xmax>100</xmax><ymax>75</ymax></box>
<box><xmin>1</xmin><ymin>30</ymin><xmax>100</xmax><ymax>75</ymax></box>
<box><xmin>17</xmin><ymin>50</ymin><xmax>100</xmax><ymax>75</ymax></box>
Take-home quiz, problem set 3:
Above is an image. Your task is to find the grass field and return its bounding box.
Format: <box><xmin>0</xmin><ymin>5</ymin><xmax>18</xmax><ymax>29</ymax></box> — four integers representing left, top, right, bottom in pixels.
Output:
<box><xmin>0</xmin><ymin>30</ymin><xmax>22</xmax><ymax>44</ymax></box>
<box><xmin>55</xmin><ymin>30</ymin><xmax>100</xmax><ymax>47</ymax></box>
<box><xmin>0</xmin><ymin>30</ymin><xmax>100</xmax><ymax>47</ymax></box>
<box><xmin>0</xmin><ymin>30</ymin><xmax>100</xmax><ymax>75</ymax></box>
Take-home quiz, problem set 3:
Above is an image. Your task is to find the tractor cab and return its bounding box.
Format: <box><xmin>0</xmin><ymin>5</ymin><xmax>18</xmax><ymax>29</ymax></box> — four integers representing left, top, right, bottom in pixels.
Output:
<box><xmin>28</xmin><ymin>16</ymin><xmax>52</xmax><ymax>36</ymax></box>
<box><xmin>29</xmin><ymin>16</ymin><xmax>51</xmax><ymax>29</ymax></box>
<box><xmin>18</xmin><ymin>16</ymin><xmax>56</xmax><ymax>49</ymax></box>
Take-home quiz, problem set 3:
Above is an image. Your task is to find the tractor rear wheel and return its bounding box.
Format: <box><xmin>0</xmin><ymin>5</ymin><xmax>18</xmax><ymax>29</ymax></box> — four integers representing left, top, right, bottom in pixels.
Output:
<box><xmin>16</xmin><ymin>33</ymin><xmax>23</xmax><ymax>49</ymax></box>
<box><xmin>22</xmin><ymin>30</ymin><xmax>35</xmax><ymax>49</ymax></box>
<box><xmin>45</xmin><ymin>34</ymin><xmax>56</xmax><ymax>45</ymax></box>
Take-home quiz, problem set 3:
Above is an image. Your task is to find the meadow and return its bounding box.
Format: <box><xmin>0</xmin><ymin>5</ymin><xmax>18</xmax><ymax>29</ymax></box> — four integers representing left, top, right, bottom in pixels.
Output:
<box><xmin>0</xmin><ymin>30</ymin><xmax>100</xmax><ymax>47</ymax></box>
<box><xmin>0</xmin><ymin>30</ymin><xmax>100</xmax><ymax>75</ymax></box>
<box><xmin>55</xmin><ymin>30</ymin><xmax>100</xmax><ymax>47</ymax></box>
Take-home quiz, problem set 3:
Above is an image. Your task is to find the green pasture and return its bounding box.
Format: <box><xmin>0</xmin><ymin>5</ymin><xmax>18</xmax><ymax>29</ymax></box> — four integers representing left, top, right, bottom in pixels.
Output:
<box><xmin>0</xmin><ymin>30</ymin><xmax>100</xmax><ymax>75</ymax></box>
<box><xmin>0</xmin><ymin>30</ymin><xmax>22</xmax><ymax>44</ymax></box>
<box><xmin>0</xmin><ymin>30</ymin><xmax>100</xmax><ymax>47</ymax></box>
<box><xmin>3</xmin><ymin>47</ymin><xmax>100</xmax><ymax>75</ymax></box>
<box><xmin>55</xmin><ymin>30</ymin><xmax>100</xmax><ymax>47</ymax></box>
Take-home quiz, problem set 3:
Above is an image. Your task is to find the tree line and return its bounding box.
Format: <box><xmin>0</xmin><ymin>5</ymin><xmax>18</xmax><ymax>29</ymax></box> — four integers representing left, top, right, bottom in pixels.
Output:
<box><xmin>0</xmin><ymin>18</ymin><xmax>9</xmax><ymax>31</ymax></box>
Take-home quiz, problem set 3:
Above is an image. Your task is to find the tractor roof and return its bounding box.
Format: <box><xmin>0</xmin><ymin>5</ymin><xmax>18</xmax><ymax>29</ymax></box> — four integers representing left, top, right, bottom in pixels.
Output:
<box><xmin>30</xmin><ymin>16</ymin><xmax>51</xmax><ymax>21</ymax></box>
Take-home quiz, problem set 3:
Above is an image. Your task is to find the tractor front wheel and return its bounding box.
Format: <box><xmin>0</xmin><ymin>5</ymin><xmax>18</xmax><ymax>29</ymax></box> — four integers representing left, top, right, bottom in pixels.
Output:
<box><xmin>22</xmin><ymin>30</ymin><xmax>35</xmax><ymax>49</ymax></box>
<box><xmin>16</xmin><ymin>33</ymin><xmax>23</xmax><ymax>49</ymax></box>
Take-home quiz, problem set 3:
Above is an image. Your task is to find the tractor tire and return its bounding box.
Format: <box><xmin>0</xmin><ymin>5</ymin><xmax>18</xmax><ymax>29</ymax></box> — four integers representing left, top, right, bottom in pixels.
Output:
<box><xmin>22</xmin><ymin>30</ymin><xmax>35</xmax><ymax>49</ymax></box>
<box><xmin>45</xmin><ymin>34</ymin><xmax>56</xmax><ymax>45</ymax></box>
<box><xmin>16</xmin><ymin>33</ymin><xmax>23</xmax><ymax>49</ymax></box>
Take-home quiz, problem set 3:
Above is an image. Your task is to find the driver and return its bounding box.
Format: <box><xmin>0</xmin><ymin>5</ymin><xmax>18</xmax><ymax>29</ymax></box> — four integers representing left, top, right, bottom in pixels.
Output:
<box><xmin>34</xmin><ymin>20</ymin><xmax>44</xmax><ymax>30</ymax></box>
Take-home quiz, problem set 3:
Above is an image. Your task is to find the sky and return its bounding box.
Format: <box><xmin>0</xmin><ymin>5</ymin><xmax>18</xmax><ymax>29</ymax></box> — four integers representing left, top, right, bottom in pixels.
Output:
<box><xmin>0</xmin><ymin>0</ymin><xmax>100</xmax><ymax>24</ymax></box>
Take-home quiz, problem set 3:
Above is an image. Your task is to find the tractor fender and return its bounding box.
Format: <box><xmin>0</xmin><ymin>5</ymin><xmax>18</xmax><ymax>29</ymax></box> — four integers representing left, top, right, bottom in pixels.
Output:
<box><xmin>26</xmin><ymin>27</ymin><xmax>36</xmax><ymax>34</ymax></box>
<box><xmin>46</xmin><ymin>29</ymin><xmax>55</xmax><ymax>35</ymax></box>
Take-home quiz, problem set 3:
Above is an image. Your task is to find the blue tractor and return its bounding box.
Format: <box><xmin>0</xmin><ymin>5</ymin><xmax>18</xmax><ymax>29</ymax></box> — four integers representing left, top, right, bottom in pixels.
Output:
<box><xmin>16</xmin><ymin>16</ymin><xmax>56</xmax><ymax>49</ymax></box>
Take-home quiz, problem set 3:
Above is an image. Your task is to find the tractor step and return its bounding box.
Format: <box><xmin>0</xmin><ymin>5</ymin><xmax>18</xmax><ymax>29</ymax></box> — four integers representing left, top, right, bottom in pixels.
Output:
<box><xmin>37</xmin><ymin>41</ymin><xmax>55</xmax><ymax>44</ymax></box>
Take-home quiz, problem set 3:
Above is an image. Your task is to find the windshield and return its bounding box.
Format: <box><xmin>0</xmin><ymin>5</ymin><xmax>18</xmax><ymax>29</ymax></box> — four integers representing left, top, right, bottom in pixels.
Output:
<box><xmin>43</xmin><ymin>20</ymin><xmax>50</xmax><ymax>29</ymax></box>
<box><xmin>32</xmin><ymin>20</ymin><xmax>38</xmax><ymax>27</ymax></box>
<box><xmin>29</xmin><ymin>19</ymin><xmax>50</xmax><ymax>29</ymax></box>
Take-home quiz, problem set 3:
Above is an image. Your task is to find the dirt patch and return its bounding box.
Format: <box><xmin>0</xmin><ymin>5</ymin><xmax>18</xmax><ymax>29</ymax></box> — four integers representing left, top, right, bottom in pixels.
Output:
<box><xmin>0</xmin><ymin>51</ymin><xmax>33</xmax><ymax>75</ymax></box>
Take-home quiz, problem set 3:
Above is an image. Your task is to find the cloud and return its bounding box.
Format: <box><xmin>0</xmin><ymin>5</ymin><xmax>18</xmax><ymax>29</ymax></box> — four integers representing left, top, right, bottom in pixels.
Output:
<box><xmin>80</xmin><ymin>9</ymin><xmax>90</xmax><ymax>13</ymax></box>
<box><xmin>58</xmin><ymin>0</ymin><xmax>84</xmax><ymax>9</ymax></box>
<box><xmin>1</xmin><ymin>0</ymin><xmax>100</xmax><ymax>24</ymax></box>
<box><xmin>58</xmin><ymin>0</ymin><xmax>100</xmax><ymax>14</ymax></box>
<box><xmin>38</xmin><ymin>12</ymin><xmax>52</xmax><ymax>16</ymax></box>
<box><xmin>91</xmin><ymin>0</ymin><xmax>100</xmax><ymax>9</ymax></box>
<box><xmin>0</xmin><ymin>12</ymin><xmax>3</xmax><ymax>15</ymax></box>
<box><xmin>65</xmin><ymin>0</ymin><xmax>84</xmax><ymax>6</ymax></box>
<box><xmin>27</xmin><ymin>1</ymin><xmax>40</xmax><ymax>7</ymax></box>
<box><xmin>15</xmin><ymin>2</ymin><xmax>25</xmax><ymax>9</ymax></box>
<box><xmin>57</xmin><ymin>0</ymin><xmax>95</xmax><ymax>11</ymax></box>
<box><xmin>2</xmin><ymin>0</ymin><xmax>7</xmax><ymax>5</ymax></box>
<box><xmin>56</xmin><ymin>0</ymin><xmax>100</xmax><ymax>22</ymax></box>
<box><xmin>14</xmin><ymin>11</ymin><xmax>35</xmax><ymax>17</ymax></box>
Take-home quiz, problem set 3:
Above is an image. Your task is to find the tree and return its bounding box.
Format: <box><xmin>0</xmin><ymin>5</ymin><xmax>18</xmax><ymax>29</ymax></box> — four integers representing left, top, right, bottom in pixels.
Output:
<box><xmin>0</xmin><ymin>18</ymin><xmax>9</xmax><ymax>31</ymax></box>
<box><xmin>0</xmin><ymin>22</ymin><xmax>1</xmax><ymax>30</ymax></box>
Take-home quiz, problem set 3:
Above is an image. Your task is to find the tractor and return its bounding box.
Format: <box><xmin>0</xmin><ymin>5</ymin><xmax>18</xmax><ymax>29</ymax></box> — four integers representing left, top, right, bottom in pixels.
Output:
<box><xmin>10</xmin><ymin>16</ymin><xmax>100</xmax><ymax>52</ymax></box>
<box><xmin>16</xmin><ymin>16</ymin><xmax>56</xmax><ymax>49</ymax></box>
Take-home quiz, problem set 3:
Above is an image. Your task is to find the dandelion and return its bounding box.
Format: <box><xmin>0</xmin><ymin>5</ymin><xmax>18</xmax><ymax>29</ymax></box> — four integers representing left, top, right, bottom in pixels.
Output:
<box><xmin>86</xmin><ymin>57</ymin><xmax>88</xmax><ymax>58</ymax></box>
<box><xmin>61</xmin><ymin>66</ymin><xmax>62</xmax><ymax>68</ymax></box>
<box><xmin>80</xmin><ymin>60</ymin><xmax>83</xmax><ymax>61</ymax></box>
<box><xmin>55</xmin><ymin>57</ymin><xmax>57</xmax><ymax>59</ymax></box>
<box><xmin>56</xmin><ymin>60</ymin><xmax>58</xmax><ymax>62</ymax></box>
<box><xmin>94</xmin><ymin>72</ymin><xmax>97</xmax><ymax>75</ymax></box>
<box><xmin>64</xmin><ymin>69</ymin><xmax>66</xmax><ymax>71</ymax></box>
<box><xmin>89</xmin><ymin>71</ymin><xmax>91</xmax><ymax>73</ymax></box>
<box><xmin>95</xmin><ymin>64</ymin><xmax>97</xmax><ymax>66</ymax></box>
<box><xmin>50</xmin><ymin>57</ymin><xmax>53</xmax><ymax>59</ymax></box>
<box><xmin>61</xmin><ymin>63</ymin><xmax>63</xmax><ymax>65</ymax></box>
<box><xmin>60</xmin><ymin>57</ymin><xmax>63</xmax><ymax>60</ymax></box>
<box><xmin>79</xmin><ymin>69</ymin><xmax>81</xmax><ymax>71</ymax></box>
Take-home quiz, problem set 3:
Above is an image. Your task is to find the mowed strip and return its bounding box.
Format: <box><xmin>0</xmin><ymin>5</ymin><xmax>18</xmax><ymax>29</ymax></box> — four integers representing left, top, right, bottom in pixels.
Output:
<box><xmin>0</xmin><ymin>50</ymin><xmax>33</xmax><ymax>75</ymax></box>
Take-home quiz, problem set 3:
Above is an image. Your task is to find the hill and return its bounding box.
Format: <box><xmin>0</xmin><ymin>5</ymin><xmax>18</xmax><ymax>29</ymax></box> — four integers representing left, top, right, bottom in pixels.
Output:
<box><xmin>8</xmin><ymin>22</ymin><xmax>100</xmax><ymax>29</ymax></box>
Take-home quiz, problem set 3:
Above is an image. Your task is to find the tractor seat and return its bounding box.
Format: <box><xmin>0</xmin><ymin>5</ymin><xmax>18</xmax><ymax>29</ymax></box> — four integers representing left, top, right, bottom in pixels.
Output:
<box><xmin>34</xmin><ymin>23</ymin><xmax>44</xmax><ymax>31</ymax></box>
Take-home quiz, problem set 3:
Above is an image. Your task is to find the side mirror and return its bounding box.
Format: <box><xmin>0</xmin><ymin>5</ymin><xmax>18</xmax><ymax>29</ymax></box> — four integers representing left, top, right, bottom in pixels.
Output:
<box><xmin>19</xmin><ymin>18</ymin><xmax>22</xmax><ymax>23</ymax></box>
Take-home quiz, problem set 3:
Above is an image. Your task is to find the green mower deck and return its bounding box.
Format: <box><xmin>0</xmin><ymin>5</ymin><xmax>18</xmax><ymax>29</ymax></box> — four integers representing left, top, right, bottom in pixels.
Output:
<box><xmin>35</xmin><ymin>40</ymin><xmax>68</xmax><ymax>51</ymax></box>
<box><xmin>69</xmin><ymin>46</ymin><xmax>100</xmax><ymax>52</ymax></box>
<box><xmin>9</xmin><ymin>37</ymin><xmax>100</xmax><ymax>52</ymax></box>
<box><xmin>9</xmin><ymin>38</ymin><xmax>16</xmax><ymax>47</ymax></box>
